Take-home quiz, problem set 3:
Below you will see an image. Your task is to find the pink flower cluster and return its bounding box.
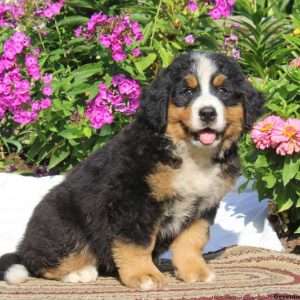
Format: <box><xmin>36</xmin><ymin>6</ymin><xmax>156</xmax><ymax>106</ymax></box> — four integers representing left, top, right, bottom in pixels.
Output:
<box><xmin>0</xmin><ymin>0</ymin><xmax>25</xmax><ymax>28</ymax></box>
<box><xmin>85</xmin><ymin>74</ymin><xmax>141</xmax><ymax>129</ymax></box>
<box><xmin>0</xmin><ymin>0</ymin><xmax>65</xmax><ymax>29</ymax></box>
<box><xmin>0</xmin><ymin>32</ymin><xmax>53</xmax><ymax>124</ymax></box>
<box><xmin>209</xmin><ymin>0</ymin><xmax>235</xmax><ymax>19</ymax></box>
<box><xmin>187</xmin><ymin>0</ymin><xmax>199</xmax><ymax>12</ymax></box>
<box><xmin>251</xmin><ymin>116</ymin><xmax>300</xmax><ymax>155</ymax></box>
<box><xmin>75</xmin><ymin>13</ymin><xmax>143</xmax><ymax>62</ymax></box>
<box><xmin>35</xmin><ymin>0</ymin><xmax>65</xmax><ymax>19</ymax></box>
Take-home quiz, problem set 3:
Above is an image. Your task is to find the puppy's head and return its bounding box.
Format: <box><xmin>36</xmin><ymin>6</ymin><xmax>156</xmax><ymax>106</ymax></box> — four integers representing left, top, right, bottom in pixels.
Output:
<box><xmin>138</xmin><ymin>51</ymin><xmax>264</xmax><ymax>154</ymax></box>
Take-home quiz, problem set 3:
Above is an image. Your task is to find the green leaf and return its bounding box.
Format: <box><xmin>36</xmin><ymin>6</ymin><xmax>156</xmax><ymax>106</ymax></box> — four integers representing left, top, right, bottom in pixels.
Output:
<box><xmin>134</xmin><ymin>53</ymin><xmax>157</xmax><ymax>72</ymax></box>
<box><xmin>278</xmin><ymin>198</ymin><xmax>293</xmax><ymax>212</ymax></box>
<box><xmin>99</xmin><ymin>124</ymin><xmax>112</xmax><ymax>137</ymax></box>
<box><xmin>262</xmin><ymin>172</ymin><xmax>276</xmax><ymax>189</ymax></box>
<box><xmin>72</xmin><ymin>62</ymin><xmax>103</xmax><ymax>81</ymax></box>
<box><xmin>3</xmin><ymin>138</ymin><xmax>22</xmax><ymax>153</ymax></box>
<box><xmin>159</xmin><ymin>46</ymin><xmax>172</xmax><ymax>68</ymax></box>
<box><xmin>254</xmin><ymin>154</ymin><xmax>268</xmax><ymax>168</ymax></box>
<box><xmin>161</xmin><ymin>0</ymin><xmax>174</xmax><ymax>7</ymax></box>
<box><xmin>57</xmin><ymin>16</ymin><xmax>89</xmax><ymax>26</ymax></box>
<box><xmin>295</xmin><ymin>225</ymin><xmax>300</xmax><ymax>234</ymax></box>
<box><xmin>49</xmin><ymin>147</ymin><xmax>70</xmax><ymax>169</ymax></box>
<box><xmin>59</xmin><ymin>128</ymin><xmax>82</xmax><ymax>139</ymax></box>
<box><xmin>83</xmin><ymin>127</ymin><xmax>92</xmax><ymax>138</ymax></box>
<box><xmin>282</xmin><ymin>156</ymin><xmax>300</xmax><ymax>186</ymax></box>
<box><xmin>66</xmin><ymin>0</ymin><xmax>98</xmax><ymax>9</ymax></box>
<box><xmin>238</xmin><ymin>180</ymin><xmax>249</xmax><ymax>193</ymax></box>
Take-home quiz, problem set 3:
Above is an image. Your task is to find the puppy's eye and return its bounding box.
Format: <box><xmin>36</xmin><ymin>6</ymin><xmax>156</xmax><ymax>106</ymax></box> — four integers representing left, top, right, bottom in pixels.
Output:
<box><xmin>184</xmin><ymin>89</ymin><xmax>193</xmax><ymax>96</ymax></box>
<box><xmin>218</xmin><ymin>87</ymin><xmax>228</xmax><ymax>96</ymax></box>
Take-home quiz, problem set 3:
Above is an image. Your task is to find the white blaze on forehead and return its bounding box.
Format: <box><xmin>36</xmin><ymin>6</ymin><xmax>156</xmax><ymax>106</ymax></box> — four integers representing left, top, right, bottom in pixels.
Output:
<box><xmin>190</xmin><ymin>53</ymin><xmax>225</xmax><ymax>135</ymax></box>
<box><xmin>192</xmin><ymin>53</ymin><xmax>217</xmax><ymax>93</ymax></box>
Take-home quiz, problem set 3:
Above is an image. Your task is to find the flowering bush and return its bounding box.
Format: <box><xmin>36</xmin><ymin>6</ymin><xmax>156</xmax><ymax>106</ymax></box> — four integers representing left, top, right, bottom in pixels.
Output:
<box><xmin>240</xmin><ymin>65</ymin><xmax>300</xmax><ymax>234</ymax></box>
<box><xmin>0</xmin><ymin>32</ymin><xmax>53</xmax><ymax>124</ymax></box>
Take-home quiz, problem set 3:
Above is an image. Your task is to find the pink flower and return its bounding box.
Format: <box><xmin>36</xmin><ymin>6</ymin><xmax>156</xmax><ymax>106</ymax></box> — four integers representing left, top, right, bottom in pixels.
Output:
<box><xmin>3</xmin><ymin>40</ymin><xmax>17</xmax><ymax>60</ymax></box>
<box><xmin>112</xmin><ymin>51</ymin><xmax>126</xmax><ymax>62</ymax></box>
<box><xmin>216</xmin><ymin>0</ymin><xmax>228</xmax><ymax>10</ymax></box>
<box><xmin>25</xmin><ymin>54</ymin><xmax>38</xmax><ymax>67</ymax></box>
<box><xmin>42</xmin><ymin>86</ymin><xmax>53</xmax><ymax>96</ymax></box>
<box><xmin>132</xmin><ymin>48</ymin><xmax>141</xmax><ymax>57</ymax></box>
<box><xmin>123</xmin><ymin>35</ymin><xmax>132</xmax><ymax>45</ymax></box>
<box><xmin>40</xmin><ymin>98</ymin><xmax>52</xmax><ymax>110</ymax></box>
<box><xmin>42</xmin><ymin>73</ymin><xmax>53</xmax><ymax>84</ymax></box>
<box><xmin>87</xmin><ymin>106</ymin><xmax>114</xmax><ymax>129</ymax></box>
<box><xmin>251</xmin><ymin>116</ymin><xmax>284</xmax><ymax>150</ymax></box>
<box><xmin>75</xmin><ymin>26</ymin><xmax>82</xmax><ymax>38</ymax></box>
<box><xmin>185</xmin><ymin>34</ymin><xmax>195</xmax><ymax>44</ymax></box>
<box><xmin>209</xmin><ymin>7</ymin><xmax>222</xmax><ymax>19</ymax></box>
<box><xmin>13</xmin><ymin>109</ymin><xmax>37</xmax><ymax>124</ymax></box>
<box><xmin>289</xmin><ymin>58</ymin><xmax>300</xmax><ymax>68</ymax></box>
<box><xmin>111</xmin><ymin>41</ymin><xmax>123</xmax><ymax>52</ymax></box>
<box><xmin>112</xmin><ymin>74</ymin><xmax>126</xmax><ymax>86</ymax></box>
<box><xmin>99</xmin><ymin>34</ymin><xmax>111</xmax><ymax>48</ymax></box>
<box><xmin>271</xmin><ymin>119</ymin><xmax>300</xmax><ymax>155</ymax></box>
<box><xmin>187</xmin><ymin>0</ymin><xmax>199</xmax><ymax>12</ymax></box>
<box><xmin>26</xmin><ymin>64</ymin><xmax>41</xmax><ymax>80</ymax></box>
<box><xmin>11</xmin><ymin>32</ymin><xmax>26</xmax><ymax>43</ymax></box>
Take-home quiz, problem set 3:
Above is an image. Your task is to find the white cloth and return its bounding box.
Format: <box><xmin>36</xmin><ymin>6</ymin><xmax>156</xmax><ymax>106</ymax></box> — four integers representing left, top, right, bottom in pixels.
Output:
<box><xmin>0</xmin><ymin>173</ymin><xmax>283</xmax><ymax>257</ymax></box>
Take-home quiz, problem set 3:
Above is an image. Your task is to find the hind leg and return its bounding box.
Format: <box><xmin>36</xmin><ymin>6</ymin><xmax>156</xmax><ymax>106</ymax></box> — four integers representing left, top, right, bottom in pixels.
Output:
<box><xmin>40</xmin><ymin>246</ymin><xmax>98</xmax><ymax>283</ymax></box>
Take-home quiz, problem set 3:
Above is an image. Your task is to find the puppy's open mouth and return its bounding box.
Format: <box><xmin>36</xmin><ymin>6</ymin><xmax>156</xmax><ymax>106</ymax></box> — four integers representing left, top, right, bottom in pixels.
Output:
<box><xmin>194</xmin><ymin>128</ymin><xmax>220</xmax><ymax>145</ymax></box>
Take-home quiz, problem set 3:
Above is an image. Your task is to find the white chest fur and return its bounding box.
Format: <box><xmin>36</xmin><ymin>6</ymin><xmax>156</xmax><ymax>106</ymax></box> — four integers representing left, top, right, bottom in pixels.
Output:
<box><xmin>159</xmin><ymin>142</ymin><xmax>233</xmax><ymax>239</ymax></box>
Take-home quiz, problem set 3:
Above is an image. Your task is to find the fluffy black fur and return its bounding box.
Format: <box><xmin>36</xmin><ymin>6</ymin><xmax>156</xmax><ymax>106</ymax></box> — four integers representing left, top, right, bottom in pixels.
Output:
<box><xmin>0</xmin><ymin>51</ymin><xmax>264</xmax><ymax>282</ymax></box>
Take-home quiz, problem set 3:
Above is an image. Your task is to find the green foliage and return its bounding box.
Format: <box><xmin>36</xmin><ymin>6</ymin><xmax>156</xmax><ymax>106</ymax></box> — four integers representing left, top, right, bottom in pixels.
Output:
<box><xmin>239</xmin><ymin>67</ymin><xmax>300</xmax><ymax>233</ymax></box>
<box><xmin>232</xmin><ymin>0</ymin><xmax>294</xmax><ymax>78</ymax></box>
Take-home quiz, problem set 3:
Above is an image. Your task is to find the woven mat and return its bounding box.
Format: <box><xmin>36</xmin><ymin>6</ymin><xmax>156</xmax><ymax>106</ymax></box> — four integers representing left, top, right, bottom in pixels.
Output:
<box><xmin>1</xmin><ymin>246</ymin><xmax>299</xmax><ymax>300</ymax></box>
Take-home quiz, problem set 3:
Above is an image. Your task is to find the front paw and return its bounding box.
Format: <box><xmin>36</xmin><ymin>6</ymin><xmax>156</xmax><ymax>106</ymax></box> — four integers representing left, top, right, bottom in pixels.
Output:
<box><xmin>175</xmin><ymin>259</ymin><xmax>215</xmax><ymax>283</ymax></box>
<box><xmin>120</xmin><ymin>269</ymin><xmax>164</xmax><ymax>290</ymax></box>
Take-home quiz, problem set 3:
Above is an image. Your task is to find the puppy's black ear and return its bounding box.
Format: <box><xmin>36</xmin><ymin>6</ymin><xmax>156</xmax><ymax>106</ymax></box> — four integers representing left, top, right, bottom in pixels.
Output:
<box><xmin>240</xmin><ymin>80</ymin><xmax>265</xmax><ymax>129</ymax></box>
<box><xmin>137</xmin><ymin>71</ymin><xmax>171</xmax><ymax>133</ymax></box>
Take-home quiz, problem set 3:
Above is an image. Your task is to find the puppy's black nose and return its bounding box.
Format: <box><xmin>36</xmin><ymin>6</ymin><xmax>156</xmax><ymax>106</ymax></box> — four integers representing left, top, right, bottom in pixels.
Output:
<box><xmin>199</xmin><ymin>106</ymin><xmax>217</xmax><ymax>123</ymax></box>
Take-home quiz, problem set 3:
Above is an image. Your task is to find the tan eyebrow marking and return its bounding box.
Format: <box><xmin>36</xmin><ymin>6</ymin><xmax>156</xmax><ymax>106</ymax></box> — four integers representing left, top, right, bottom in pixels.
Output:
<box><xmin>213</xmin><ymin>74</ymin><xmax>227</xmax><ymax>87</ymax></box>
<box><xmin>185</xmin><ymin>74</ymin><xmax>199</xmax><ymax>89</ymax></box>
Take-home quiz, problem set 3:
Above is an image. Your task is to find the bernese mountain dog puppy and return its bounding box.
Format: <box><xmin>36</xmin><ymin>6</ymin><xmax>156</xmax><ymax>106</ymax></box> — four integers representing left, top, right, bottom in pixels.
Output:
<box><xmin>0</xmin><ymin>51</ymin><xmax>264</xmax><ymax>290</ymax></box>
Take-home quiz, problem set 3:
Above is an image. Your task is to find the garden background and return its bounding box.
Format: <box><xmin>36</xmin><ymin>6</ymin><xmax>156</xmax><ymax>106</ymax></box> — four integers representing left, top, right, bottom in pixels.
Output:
<box><xmin>0</xmin><ymin>0</ymin><xmax>300</xmax><ymax>234</ymax></box>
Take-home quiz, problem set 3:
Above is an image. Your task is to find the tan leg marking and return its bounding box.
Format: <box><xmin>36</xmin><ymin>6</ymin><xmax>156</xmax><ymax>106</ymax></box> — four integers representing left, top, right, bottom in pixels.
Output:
<box><xmin>166</xmin><ymin>102</ymin><xmax>192</xmax><ymax>143</ymax></box>
<box><xmin>112</xmin><ymin>232</ymin><xmax>164</xmax><ymax>290</ymax></box>
<box><xmin>220</xmin><ymin>104</ymin><xmax>244</xmax><ymax>153</ymax></box>
<box><xmin>171</xmin><ymin>219</ymin><xmax>215</xmax><ymax>283</ymax></box>
<box><xmin>146</xmin><ymin>163</ymin><xmax>177</xmax><ymax>201</ymax></box>
<box><xmin>40</xmin><ymin>246</ymin><xmax>97</xmax><ymax>280</ymax></box>
<box><xmin>213</xmin><ymin>74</ymin><xmax>227</xmax><ymax>87</ymax></box>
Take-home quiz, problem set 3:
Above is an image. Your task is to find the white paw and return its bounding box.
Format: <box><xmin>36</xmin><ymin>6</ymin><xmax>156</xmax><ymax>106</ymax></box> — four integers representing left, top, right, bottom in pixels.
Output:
<box><xmin>204</xmin><ymin>270</ymin><xmax>216</xmax><ymax>283</ymax></box>
<box><xmin>4</xmin><ymin>264</ymin><xmax>29</xmax><ymax>285</ymax></box>
<box><xmin>139</xmin><ymin>278</ymin><xmax>155</xmax><ymax>291</ymax></box>
<box><xmin>63</xmin><ymin>265</ymin><xmax>98</xmax><ymax>283</ymax></box>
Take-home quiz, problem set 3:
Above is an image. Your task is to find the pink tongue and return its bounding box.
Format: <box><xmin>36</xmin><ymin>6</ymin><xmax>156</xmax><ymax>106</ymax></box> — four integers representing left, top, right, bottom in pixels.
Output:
<box><xmin>198</xmin><ymin>130</ymin><xmax>217</xmax><ymax>145</ymax></box>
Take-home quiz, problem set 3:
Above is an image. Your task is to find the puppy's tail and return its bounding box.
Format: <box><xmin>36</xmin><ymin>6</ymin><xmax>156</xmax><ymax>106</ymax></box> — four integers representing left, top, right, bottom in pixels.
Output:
<box><xmin>0</xmin><ymin>252</ymin><xmax>29</xmax><ymax>284</ymax></box>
